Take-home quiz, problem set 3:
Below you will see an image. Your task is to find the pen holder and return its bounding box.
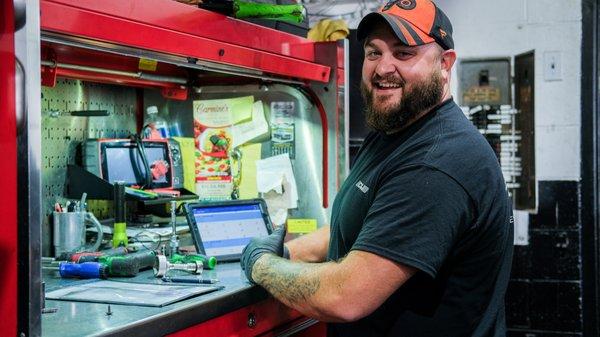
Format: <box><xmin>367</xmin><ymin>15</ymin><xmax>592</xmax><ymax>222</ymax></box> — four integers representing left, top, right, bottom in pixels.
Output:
<box><xmin>53</xmin><ymin>211</ymin><xmax>104</xmax><ymax>257</ymax></box>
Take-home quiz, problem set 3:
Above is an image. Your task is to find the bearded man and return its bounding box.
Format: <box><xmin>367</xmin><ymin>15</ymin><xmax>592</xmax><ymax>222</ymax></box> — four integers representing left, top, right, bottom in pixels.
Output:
<box><xmin>241</xmin><ymin>1</ymin><xmax>514</xmax><ymax>336</ymax></box>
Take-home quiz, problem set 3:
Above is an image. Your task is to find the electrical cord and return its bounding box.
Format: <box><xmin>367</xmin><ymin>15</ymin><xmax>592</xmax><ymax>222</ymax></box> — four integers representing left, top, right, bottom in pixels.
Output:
<box><xmin>130</xmin><ymin>230</ymin><xmax>163</xmax><ymax>252</ymax></box>
<box><xmin>130</xmin><ymin>133</ymin><xmax>153</xmax><ymax>189</ymax></box>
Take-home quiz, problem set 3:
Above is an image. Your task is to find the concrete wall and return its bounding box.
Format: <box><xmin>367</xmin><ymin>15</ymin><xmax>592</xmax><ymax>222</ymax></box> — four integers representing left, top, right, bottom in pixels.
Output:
<box><xmin>437</xmin><ymin>0</ymin><xmax>582</xmax><ymax>181</ymax></box>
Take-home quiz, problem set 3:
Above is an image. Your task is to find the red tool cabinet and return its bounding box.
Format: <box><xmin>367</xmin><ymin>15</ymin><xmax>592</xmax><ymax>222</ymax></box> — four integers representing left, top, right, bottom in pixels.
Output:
<box><xmin>2</xmin><ymin>0</ymin><xmax>347</xmax><ymax>335</ymax></box>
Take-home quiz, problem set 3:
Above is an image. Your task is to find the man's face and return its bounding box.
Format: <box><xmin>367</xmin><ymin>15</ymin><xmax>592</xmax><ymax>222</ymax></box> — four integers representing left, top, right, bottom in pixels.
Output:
<box><xmin>361</xmin><ymin>23</ymin><xmax>445</xmax><ymax>133</ymax></box>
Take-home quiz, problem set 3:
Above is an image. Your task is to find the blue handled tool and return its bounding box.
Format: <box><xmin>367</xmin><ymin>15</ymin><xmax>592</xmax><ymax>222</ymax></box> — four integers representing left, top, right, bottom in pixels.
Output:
<box><xmin>59</xmin><ymin>262</ymin><xmax>108</xmax><ymax>279</ymax></box>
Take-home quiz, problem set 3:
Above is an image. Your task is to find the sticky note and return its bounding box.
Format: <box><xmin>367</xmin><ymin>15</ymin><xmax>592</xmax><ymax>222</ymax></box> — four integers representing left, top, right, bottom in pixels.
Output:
<box><xmin>238</xmin><ymin>143</ymin><xmax>261</xmax><ymax>199</ymax></box>
<box><xmin>138</xmin><ymin>58</ymin><xmax>158</xmax><ymax>71</ymax></box>
<box><xmin>172</xmin><ymin>137</ymin><xmax>196</xmax><ymax>193</ymax></box>
<box><xmin>287</xmin><ymin>219</ymin><xmax>317</xmax><ymax>234</ymax></box>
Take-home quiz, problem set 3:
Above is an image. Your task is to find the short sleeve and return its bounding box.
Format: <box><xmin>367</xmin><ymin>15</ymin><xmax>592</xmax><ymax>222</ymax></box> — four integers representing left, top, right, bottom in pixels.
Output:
<box><xmin>351</xmin><ymin>165</ymin><xmax>472</xmax><ymax>278</ymax></box>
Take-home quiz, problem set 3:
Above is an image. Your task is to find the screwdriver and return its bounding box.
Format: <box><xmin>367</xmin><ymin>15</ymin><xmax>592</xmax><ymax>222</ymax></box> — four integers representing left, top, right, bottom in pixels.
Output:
<box><xmin>99</xmin><ymin>250</ymin><xmax>156</xmax><ymax>277</ymax></box>
<box><xmin>56</xmin><ymin>247</ymin><xmax>129</xmax><ymax>263</ymax></box>
<box><xmin>58</xmin><ymin>262</ymin><xmax>108</xmax><ymax>279</ymax></box>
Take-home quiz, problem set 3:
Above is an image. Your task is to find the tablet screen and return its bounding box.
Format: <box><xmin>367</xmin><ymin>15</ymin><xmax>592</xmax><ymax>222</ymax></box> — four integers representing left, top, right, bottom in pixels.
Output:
<box><xmin>189</xmin><ymin>203</ymin><xmax>270</xmax><ymax>258</ymax></box>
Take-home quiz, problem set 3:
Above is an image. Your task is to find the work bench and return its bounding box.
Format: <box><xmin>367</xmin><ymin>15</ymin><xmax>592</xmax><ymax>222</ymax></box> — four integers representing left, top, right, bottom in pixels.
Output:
<box><xmin>42</xmin><ymin>263</ymin><xmax>324</xmax><ymax>337</ymax></box>
<box><xmin>5</xmin><ymin>0</ymin><xmax>346</xmax><ymax>334</ymax></box>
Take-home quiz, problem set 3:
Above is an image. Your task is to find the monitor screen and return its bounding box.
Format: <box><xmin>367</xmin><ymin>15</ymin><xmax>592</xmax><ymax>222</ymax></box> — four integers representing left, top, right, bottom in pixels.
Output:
<box><xmin>190</xmin><ymin>203</ymin><xmax>270</xmax><ymax>258</ymax></box>
<box><xmin>101</xmin><ymin>141</ymin><xmax>171</xmax><ymax>188</ymax></box>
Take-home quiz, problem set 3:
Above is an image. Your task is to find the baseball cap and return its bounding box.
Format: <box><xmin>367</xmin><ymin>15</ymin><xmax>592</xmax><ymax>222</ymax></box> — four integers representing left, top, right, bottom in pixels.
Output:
<box><xmin>357</xmin><ymin>0</ymin><xmax>454</xmax><ymax>50</ymax></box>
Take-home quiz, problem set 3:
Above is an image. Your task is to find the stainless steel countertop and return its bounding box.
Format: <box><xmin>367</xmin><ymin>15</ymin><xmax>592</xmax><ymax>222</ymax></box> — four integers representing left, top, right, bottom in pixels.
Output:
<box><xmin>42</xmin><ymin>262</ymin><xmax>268</xmax><ymax>337</ymax></box>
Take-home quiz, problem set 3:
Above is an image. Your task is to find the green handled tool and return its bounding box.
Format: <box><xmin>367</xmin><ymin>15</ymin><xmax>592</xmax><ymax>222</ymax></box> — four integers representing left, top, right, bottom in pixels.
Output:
<box><xmin>199</xmin><ymin>0</ymin><xmax>306</xmax><ymax>24</ymax></box>
<box><xmin>112</xmin><ymin>182</ymin><xmax>128</xmax><ymax>248</ymax></box>
<box><xmin>99</xmin><ymin>250</ymin><xmax>156</xmax><ymax>277</ymax></box>
<box><xmin>170</xmin><ymin>253</ymin><xmax>217</xmax><ymax>270</ymax></box>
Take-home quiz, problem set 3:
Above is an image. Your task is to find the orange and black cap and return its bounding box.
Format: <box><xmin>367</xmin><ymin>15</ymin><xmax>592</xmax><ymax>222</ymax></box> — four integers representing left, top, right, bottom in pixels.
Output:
<box><xmin>357</xmin><ymin>0</ymin><xmax>454</xmax><ymax>50</ymax></box>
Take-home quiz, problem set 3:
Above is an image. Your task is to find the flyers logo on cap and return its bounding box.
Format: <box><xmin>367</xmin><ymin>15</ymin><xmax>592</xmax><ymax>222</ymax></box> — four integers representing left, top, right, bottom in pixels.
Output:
<box><xmin>439</xmin><ymin>28</ymin><xmax>448</xmax><ymax>38</ymax></box>
<box><xmin>383</xmin><ymin>0</ymin><xmax>417</xmax><ymax>11</ymax></box>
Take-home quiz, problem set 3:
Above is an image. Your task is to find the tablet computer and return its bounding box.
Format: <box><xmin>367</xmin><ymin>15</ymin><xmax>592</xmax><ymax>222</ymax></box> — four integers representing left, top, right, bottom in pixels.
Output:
<box><xmin>184</xmin><ymin>199</ymin><xmax>273</xmax><ymax>262</ymax></box>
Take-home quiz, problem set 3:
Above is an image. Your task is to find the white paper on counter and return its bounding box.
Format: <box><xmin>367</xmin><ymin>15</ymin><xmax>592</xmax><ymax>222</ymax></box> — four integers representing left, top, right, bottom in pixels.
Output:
<box><xmin>255</xmin><ymin>153</ymin><xmax>298</xmax><ymax>209</ymax></box>
<box><xmin>232</xmin><ymin>101</ymin><xmax>269</xmax><ymax>148</ymax></box>
<box><xmin>46</xmin><ymin>280</ymin><xmax>220</xmax><ymax>307</ymax></box>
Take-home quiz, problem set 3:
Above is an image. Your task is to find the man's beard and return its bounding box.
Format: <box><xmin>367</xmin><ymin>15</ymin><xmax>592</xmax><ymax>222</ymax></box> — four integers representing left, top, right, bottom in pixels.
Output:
<box><xmin>360</xmin><ymin>69</ymin><xmax>443</xmax><ymax>133</ymax></box>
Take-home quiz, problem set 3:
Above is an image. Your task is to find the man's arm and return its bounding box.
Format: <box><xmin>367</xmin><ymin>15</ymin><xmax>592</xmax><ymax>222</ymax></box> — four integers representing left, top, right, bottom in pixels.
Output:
<box><xmin>252</xmin><ymin>250</ymin><xmax>416</xmax><ymax>322</ymax></box>
<box><xmin>285</xmin><ymin>225</ymin><xmax>330</xmax><ymax>262</ymax></box>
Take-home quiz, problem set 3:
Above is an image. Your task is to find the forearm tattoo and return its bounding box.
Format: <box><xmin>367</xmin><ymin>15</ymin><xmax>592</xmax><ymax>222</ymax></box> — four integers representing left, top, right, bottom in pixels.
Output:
<box><xmin>253</xmin><ymin>254</ymin><xmax>321</xmax><ymax>305</ymax></box>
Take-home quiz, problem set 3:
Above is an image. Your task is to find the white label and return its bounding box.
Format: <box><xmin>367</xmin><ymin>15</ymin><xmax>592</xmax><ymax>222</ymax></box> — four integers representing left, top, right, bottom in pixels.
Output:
<box><xmin>513</xmin><ymin>210</ymin><xmax>529</xmax><ymax>246</ymax></box>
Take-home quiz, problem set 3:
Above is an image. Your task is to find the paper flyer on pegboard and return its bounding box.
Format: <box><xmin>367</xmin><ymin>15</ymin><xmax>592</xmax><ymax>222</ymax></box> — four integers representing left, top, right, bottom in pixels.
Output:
<box><xmin>193</xmin><ymin>96</ymin><xmax>254</xmax><ymax>201</ymax></box>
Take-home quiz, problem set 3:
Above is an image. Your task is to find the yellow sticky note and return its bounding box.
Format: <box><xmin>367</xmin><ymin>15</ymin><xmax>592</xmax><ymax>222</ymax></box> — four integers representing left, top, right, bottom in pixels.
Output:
<box><xmin>172</xmin><ymin>137</ymin><xmax>196</xmax><ymax>193</ymax></box>
<box><xmin>238</xmin><ymin>143</ymin><xmax>261</xmax><ymax>199</ymax></box>
<box><xmin>138</xmin><ymin>58</ymin><xmax>158</xmax><ymax>71</ymax></box>
<box><xmin>287</xmin><ymin>219</ymin><xmax>318</xmax><ymax>234</ymax></box>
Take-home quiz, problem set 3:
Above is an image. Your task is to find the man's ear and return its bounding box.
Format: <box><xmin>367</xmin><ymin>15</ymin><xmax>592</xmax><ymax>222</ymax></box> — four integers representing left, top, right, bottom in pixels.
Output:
<box><xmin>440</xmin><ymin>49</ymin><xmax>456</xmax><ymax>80</ymax></box>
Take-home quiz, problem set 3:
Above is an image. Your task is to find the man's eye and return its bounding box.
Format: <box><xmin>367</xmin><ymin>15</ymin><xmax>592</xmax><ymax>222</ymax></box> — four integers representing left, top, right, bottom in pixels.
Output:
<box><xmin>395</xmin><ymin>51</ymin><xmax>413</xmax><ymax>58</ymax></box>
<box><xmin>365</xmin><ymin>50</ymin><xmax>380</xmax><ymax>58</ymax></box>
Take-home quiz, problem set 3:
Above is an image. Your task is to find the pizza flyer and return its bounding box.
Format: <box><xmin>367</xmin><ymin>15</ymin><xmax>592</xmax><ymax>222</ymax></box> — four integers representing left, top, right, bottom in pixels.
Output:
<box><xmin>192</xmin><ymin>96</ymin><xmax>254</xmax><ymax>200</ymax></box>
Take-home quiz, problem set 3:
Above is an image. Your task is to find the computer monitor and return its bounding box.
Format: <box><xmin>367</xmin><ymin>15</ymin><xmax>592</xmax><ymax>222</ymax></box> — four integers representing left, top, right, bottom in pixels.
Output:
<box><xmin>184</xmin><ymin>199</ymin><xmax>273</xmax><ymax>262</ymax></box>
<box><xmin>83</xmin><ymin>139</ymin><xmax>174</xmax><ymax>189</ymax></box>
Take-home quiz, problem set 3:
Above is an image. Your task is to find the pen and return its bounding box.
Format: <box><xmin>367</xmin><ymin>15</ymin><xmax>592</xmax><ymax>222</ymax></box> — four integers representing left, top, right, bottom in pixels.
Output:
<box><xmin>125</xmin><ymin>187</ymin><xmax>158</xmax><ymax>199</ymax></box>
<box><xmin>162</xmin><ymin>277</ymin><xmax>219</xmax><ymax>284</ymax></box>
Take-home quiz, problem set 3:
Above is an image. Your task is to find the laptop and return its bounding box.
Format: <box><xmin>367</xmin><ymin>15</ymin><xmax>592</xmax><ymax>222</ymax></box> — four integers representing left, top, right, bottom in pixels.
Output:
<box><xmin>184</xmin><ymin>199</ymin><xmax>273</xmax><ymax>262</ymax></box>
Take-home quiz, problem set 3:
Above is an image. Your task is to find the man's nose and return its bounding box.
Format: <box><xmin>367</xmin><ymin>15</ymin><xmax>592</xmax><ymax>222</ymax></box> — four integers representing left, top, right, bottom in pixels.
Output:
<box><xmin>375</xmin><ymin>55</ymin><xmax>396</xmax><ymax>76</ymax></box>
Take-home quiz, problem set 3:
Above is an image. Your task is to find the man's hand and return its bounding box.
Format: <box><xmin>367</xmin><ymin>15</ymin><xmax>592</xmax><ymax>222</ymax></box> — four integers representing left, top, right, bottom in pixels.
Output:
<box><xmin>240</xmin><ymin>226</ymin><xmax>288</xmax><ymax>283</ymax></box>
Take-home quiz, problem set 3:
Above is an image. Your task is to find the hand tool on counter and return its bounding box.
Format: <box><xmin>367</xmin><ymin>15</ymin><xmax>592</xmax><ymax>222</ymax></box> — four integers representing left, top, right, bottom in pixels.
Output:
<box><xmin>80</xmin><ymin>192</ymin><xmax>87</xmax><ymax>212</ymax></box>
<box><xmin>46</xmin><ymin>250</ymin><xmax>156</xmax><ymax>278</ymax></box>
<box><xmin>57</xmin><ymin>262</ymin><xmax>109</xmax><ymax>279</ymax></box>
<box><xmin>168</xmin><ymin>200</ymin><xmax>179</xmax><ymax>258</ymax></box>
<box><xmin>56</xmin><ymin>246</ymin><xmax>130</xmax><ymax>263</ymax></box>
<box><xmin>170</xmin><ymin>253</ymin><xmax>217</xmax><ymax>270</ymax></box>
<box><xmin>99</xmin><ymin>250</ymin><xmax>156</xmax><ymax>277</ymax></box>
<box><xmin>112</xmin><ymin>182</ymin><xmax>128</xmax><ymax>248</ymax></box>
<box><xmin>161</xmin><ymin>276</ymin><xmax>219</xmax><ymax>284</ymax></box>
<box><xmin>154</xmin><ymin>254</ymin><xmax>203</xmax><ymax>278</ymax></box>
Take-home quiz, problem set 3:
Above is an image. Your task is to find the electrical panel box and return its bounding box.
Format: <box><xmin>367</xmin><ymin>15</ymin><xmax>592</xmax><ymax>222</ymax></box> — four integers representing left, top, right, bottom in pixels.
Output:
<box><xmin>459</xmin><ymin>57</ymin><xmax>535</xmax><ymax>210</ymax></box>
<box><xmin>459</xmin><ymin>58</ymin><xmax>511</xmax><ymax>106</ymax></box>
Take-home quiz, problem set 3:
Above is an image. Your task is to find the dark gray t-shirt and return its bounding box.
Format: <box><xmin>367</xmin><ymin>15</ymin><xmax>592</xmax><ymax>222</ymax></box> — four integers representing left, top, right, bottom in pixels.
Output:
<box><xmin>327</xmin><ymin>99</ymin><xmax>513</xmax><ymax>337</ymax></box>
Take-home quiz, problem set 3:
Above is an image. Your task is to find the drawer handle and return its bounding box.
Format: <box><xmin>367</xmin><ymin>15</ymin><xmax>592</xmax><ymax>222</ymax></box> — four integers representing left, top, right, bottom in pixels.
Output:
<box><xmin>247</xmin><ymin>312</ymin><xmax>257</xmax><ymax>328</ymax></box>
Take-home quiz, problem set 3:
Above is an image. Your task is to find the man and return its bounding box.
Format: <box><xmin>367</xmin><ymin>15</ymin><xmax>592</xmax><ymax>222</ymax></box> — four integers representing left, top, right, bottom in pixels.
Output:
<box><xmin>241</xmin><ymin>1</ymin><xmax>514</xmax><ymax>336</ymax></box>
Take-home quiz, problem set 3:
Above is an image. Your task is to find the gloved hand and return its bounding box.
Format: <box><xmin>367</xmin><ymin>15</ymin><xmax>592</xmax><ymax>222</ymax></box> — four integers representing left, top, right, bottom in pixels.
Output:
<box><xmin>240</xmin><ymin>226</ymin><xmax>288</xmax><ymax>283</ymax></box>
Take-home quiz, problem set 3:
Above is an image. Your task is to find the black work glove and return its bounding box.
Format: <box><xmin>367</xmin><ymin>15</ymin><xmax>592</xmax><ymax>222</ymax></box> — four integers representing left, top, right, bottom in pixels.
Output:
<box><xmin>240</xmin><ymin>226</ymin><xmax>288</xmax><ymax>283</ymax></box>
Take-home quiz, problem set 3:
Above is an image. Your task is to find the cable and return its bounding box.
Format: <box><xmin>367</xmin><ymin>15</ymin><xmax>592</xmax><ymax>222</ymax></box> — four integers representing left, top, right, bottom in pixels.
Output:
<box><xmin>130</xmin><ymin>230</ymin><xmax>163</xmax><ymax>252</ymax></box>
<box><xmin>130</xmin><ymin>133</ymin><xmax>153</xmax><ymax>189</ymax></box>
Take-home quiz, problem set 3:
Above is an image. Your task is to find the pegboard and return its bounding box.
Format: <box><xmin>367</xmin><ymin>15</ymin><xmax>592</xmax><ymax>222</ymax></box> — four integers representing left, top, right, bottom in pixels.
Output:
<box><xmin>41</xmin><ymin>79</ymin><xmax>138</xmax><ymax>255</ymax></box>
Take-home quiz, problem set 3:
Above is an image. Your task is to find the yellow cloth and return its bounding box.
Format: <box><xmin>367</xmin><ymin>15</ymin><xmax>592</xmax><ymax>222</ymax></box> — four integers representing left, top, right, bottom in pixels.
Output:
<box><xmin>307</xmin><ymin>19</ymin><xmax>349</xmax><ymax>42</ymax></box>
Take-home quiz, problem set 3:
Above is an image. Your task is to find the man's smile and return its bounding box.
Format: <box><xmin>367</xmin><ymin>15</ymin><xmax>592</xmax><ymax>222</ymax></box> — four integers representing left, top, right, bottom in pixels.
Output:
<box><xmin>374</xmin><ymin>81</ymin><xmax>402</xmax><ymax>89</ymax></box>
